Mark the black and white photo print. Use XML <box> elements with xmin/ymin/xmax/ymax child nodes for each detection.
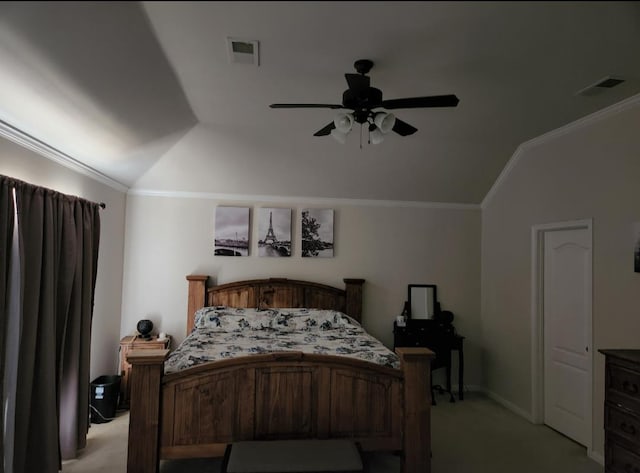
<box><xmin>214</xmin><ymin>206</ymin><xmax>250</xmax><ymax>256</ymax></box>
<box><xmin>301</xmin><ymin>209</ymin><xmax>334</xmax><ymax>257</ymax></box>
<box><xmin>258</xmin><ymin>208</ymin><xmax>291</xmax><ymax>257</ymax></box>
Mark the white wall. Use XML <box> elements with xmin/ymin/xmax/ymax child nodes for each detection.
<box><xmin>481</xmin><ymin>97</ymin><xmax>640</xmax><ymax>458</ymax></box>
<box><xmin>0</xmin><ymin>136</ymin><xmax>127</xmax><ymax>381</ymax></box>
<box><xmin>121</xmin><ymin>194</ymin><xmax>482</xmax><ymax>388</ymax></box>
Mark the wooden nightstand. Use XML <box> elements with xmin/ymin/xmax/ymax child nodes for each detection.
<box><xmin>119</xmin><ymin>335</ymin><xmax>171</xmax><ymax>408</ymax></box>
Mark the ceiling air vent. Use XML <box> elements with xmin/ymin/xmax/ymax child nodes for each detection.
<box><xmin>226</xmin><ymin>38</ymin><xmax>259</xmax><ymax>66</ymax></box>
<box><xmin>576</xmin><ymin>75</ymin><xmax>625</xmax><ymax>97</ymax></box>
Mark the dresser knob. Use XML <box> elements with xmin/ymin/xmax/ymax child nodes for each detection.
<box><xmin>623</xmin><ymin>381</ymin><xmax>639</xmax><ymax>395</ymax></box>
<box><xmin>621</xmin><ymin>422</ymin><xmax>637</xmax><ymax>436</ymax></box>
<box><xmin>624</xmin><ymin>463</ymin><xmax>640</xmax><ymax>473</ymax></box>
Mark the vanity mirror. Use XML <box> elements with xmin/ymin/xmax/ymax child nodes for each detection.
<box><xmin>408</xmin><ymin>284</ymin><xmax>438</xmax><ymax>319</ymax></box>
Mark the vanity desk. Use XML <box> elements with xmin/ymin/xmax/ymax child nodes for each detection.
<box><xmin>395</xmin><ymin>284</ymin><xmax>464</xmax><ymax>404</ymax></box>
<box><xmin>394</xmin><ymin>319</ymin><xmax>464</xmax><ymax>403</ymax></box>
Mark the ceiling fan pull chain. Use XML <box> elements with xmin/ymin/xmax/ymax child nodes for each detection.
<box><xmin>360</xmin><ymin>123</ymin><xmax>364</xmax><ymax>149</ymax></box>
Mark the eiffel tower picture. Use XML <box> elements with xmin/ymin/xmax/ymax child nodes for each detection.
<box><xmin>258</xmin><ymin>208</ymin><xmax>292</xmax><ymax>257</ymax></box>
<box><xmin>264</xmin><ymin>211</ymin><xmax>277</xmax><ymax>244</ymax></box>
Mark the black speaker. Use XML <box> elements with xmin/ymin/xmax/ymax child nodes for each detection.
<box><xmin>136</xmin><ymin>319</ymin><xmax>153</xmax><ymax>340</ymax></box>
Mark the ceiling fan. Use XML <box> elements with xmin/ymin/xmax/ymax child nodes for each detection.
<box><xmin>269</xmin><ymin>59</ymin><xmax>459</xmax><ymax>144</ymax></box>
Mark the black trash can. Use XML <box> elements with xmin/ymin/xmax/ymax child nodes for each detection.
<box><xmin>90</xmin><ymin>375</ymin><xmax>121</xmax><ymax>424</ymax></box>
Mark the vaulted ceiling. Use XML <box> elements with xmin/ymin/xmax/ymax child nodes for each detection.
<box><xmin>1</xmin><ymin>2</ymin><xmax>639</xmax><ymax>204</ymax></box>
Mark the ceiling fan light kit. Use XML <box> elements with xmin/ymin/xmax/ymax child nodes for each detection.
<box><xmin>330</xmin><ymin>110</ymin><xmax>393</xmax><ymax>145</ymax></box>
<box><xmin>270</xmin><ymin>59</ymin><xmax>459</xmax><ymax>146</ymax></box>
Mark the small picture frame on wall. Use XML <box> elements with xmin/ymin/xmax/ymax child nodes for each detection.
<box><xmin>214</xmin><ymin>206</ymin><xmax>250</xmax><ymax>256</ymax></box>
<box><xmin>258</xmin><ymin>208</ymin><xmax>292</xmax><ymax>257</ymax></box>
<box><xmin>301</xmin><ymin>209</ymin><xmax>334</xmax><ymax>257</ymax></box>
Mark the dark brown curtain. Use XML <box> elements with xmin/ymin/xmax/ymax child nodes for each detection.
<box><xmin>0</xmin><ymin>175</ymin><xmax>100</xmax><ymax>472</ymax></box>
<box><xmin>0</xmin><ymin>177</ymin><xmax>16</xmax><ymax>473</ymax></box>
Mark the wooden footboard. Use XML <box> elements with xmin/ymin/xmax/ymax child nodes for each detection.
<box><xmin>126</xmin><ymin>348</ymin><xmax>432</xmax><ymax>473</ymax></box>
<box><xmin>162</xmin><ymin>353</ymin><xmax>403</xmax><ymax>456</ymax></box>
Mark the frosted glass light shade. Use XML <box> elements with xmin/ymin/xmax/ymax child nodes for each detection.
<box><xmin>333</xmin><ymin>113</ymin><xmax>354</xmax><ymax>133</ymax></box>
<box><xmin>374</xmin><ymin>112</ymin><xmax>396</xmax><ymax>134</ymax></box>
<box><xmin>330</xmin><ymin>129</ymin><xmax>348</xmax><ymax>144</ymax></box>
<box><xmin>369</xmin><ymin>127</ymin><xmax>384</xmax><ymax>145</ymax></box>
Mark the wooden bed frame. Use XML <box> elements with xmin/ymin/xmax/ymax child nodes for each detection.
<box><xmin>126</xmin><ymin>275</ymin><xmax>433</xmax><ymax>473</ymax></box>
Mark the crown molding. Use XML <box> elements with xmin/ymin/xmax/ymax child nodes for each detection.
<box><xmin>128</xmin><ymin>188</ymin><xmax>480</xmax><ymax>210</ymax></box>
<box><xmin>481</xmin><ymin>92</ymin><xmax>640</xmax><ymax>209</ymax></box>
<box><xmin>0</xmin><ymin>120</ymin><xmax>128</xmax><ymax>193</ymax></box>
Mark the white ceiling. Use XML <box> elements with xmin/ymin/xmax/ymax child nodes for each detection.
<box><xmin>1</xmin><ymin>1</ymin><xmax>639</xmax><ymax>204</ymax></box>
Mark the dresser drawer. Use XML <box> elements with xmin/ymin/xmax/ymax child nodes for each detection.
<box><xmin>607</xmin><ymin>405</ymin><xmax>640</xmax><ymax>448</ymax></box>
<box><xmin>393</xmin><ymin>326</ymin><xmax>426</xmax><ymax>348</ymax></box>
<box><xmin>608</xmin><ymin>364</ymin><xmax>640</xmax><ymax>411</ymax></box>
<box><xmin>606</xmin><ymin>438</ymin><xmax>640</xmax><ymax>473</ymax></box>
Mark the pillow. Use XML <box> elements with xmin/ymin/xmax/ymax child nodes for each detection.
<box><xmin>193</xmin><ymin>307</ymin><xmax>361</xmax><ymax>332</ymax></box>
<box><xmin>193</xmin><ymin>307</ymin><xmax>277</xmax><ymax>331</ymax></box>
<box><xmin>271</xmin><ymin>309</ymin><xmax>359</xmax><ymax>332</ymax></box>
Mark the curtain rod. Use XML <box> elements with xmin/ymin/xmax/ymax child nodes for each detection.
<box><xmin>2</xmin><ymin>174</ymin><xmax>107</xmax><ymax>210</ymax></box>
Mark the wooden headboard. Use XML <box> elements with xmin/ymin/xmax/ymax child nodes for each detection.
<box><xmin>186</xmin><ymin>275</ymin><xmax>365</xmax><ymax>335</ymax></box>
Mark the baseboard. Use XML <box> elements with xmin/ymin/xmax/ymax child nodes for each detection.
<box><xmin>588</xmin><ymin>449</ymin><xmax>604</xmax><ymax>466</ymax></box>
<box><xmin>474</xmin><ymin>386</ymin><xmax>535</xmax><ymax>423</ymax></box>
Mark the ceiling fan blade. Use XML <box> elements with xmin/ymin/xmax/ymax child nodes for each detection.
<box><xmin>270</xmin><ymin>103</ymin><xmax>343</xmax><ymax>109</ymax></box>
<box><xmin>313</xmin><ymin>122</ymin><xmax>336</xmax><ymax>136</ymax></box>
<box><xmin>392</xmin><ymin>118</ymin><xmax>418</xmax><ymax>136</ymax></box>
<box><xmin>382</xmin><ymin>94</ymin><xmax>459</xmax><ymax>110</ymax></box>
<box><xmin>345</xmin><ymin>73</ymin><xmax>370</xmax><ymax>92</ymax></box>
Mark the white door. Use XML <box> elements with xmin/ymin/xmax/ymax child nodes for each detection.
<box><xmin>543</xmin><ymin>227</ymin><xmax>591</xmax><ymax>446</ymax></box>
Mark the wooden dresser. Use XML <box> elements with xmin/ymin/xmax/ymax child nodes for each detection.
<box><xmin>600</xmin><ymin>349</ymin><xmax>640</xmax><ymax>473</ymax></box>
<box><xmin>119</xmin><ymin>335</ymin><xmax>171</xmax><ymax>408</ymax></box>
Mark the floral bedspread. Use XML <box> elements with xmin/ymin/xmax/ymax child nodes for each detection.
<box><xmin>164</xmin><ymin>307</ymin><xmax>400</xmax><ymax>374</ymax></box>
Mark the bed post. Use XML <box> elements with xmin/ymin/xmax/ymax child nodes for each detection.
<box><xmin>186</xmin><ymin>274</ymin><xmax>209</xmax><ymax>335</ymax></box>
<box><xmin>126</xmin><ymin>349</ymin><xmax>169</xmax><ymax>473</ymax></box>
<box><xmin>343</xmin><ymin>278</ymin><xmax>364</xmax><ymax>322</ymax></box>
<box><xmin>396</xmin><ymin>347</ymin><xmax>434</xmax><ymax>473</ymax></box>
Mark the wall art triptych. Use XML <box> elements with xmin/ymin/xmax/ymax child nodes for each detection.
<box><xmin>214</xmin><ymin>206</ymin><xmax>334</xmax><ymax>258</ymax></box>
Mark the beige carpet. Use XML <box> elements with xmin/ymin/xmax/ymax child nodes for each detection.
<box><xmin>62</xmin><ymin>392</ymin><xmax>603</xmax><ymax>473</ymax></box>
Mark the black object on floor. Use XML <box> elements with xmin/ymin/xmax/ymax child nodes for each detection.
<box><xmin>90</xmin><ymin>375</ymin><xmax>121</xmax><ymax>423</ymax></box>
<box><xmin>222</xmin><ymin>439</ymin><xmax>364</xmax><ymax>473</ymax></box>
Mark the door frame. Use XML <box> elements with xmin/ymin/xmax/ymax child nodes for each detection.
<box><xmin>531</xmin><ymin>218</ymin><xmax>593</xmax><ymax>452</ymax></box>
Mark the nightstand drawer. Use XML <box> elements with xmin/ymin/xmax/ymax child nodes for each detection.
<box><xmin>607</xmin><ymin>405</ymin><xmax>640</xmax><ymax>448</ymax></box>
